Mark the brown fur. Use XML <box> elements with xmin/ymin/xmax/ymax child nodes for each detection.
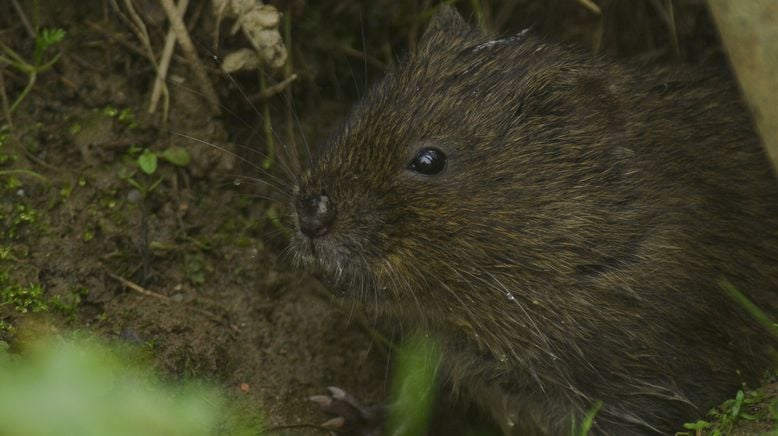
<box><xmin>290</xmin><ymin>6</ymin><xmax>777</xmax><ymax>435</ymax></box>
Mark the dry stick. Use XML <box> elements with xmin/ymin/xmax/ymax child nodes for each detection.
<box><xmin>263</xmin><ymin>423</ymin><xmax>333</xmax><ymax>434</ymax></box>
<box><xmin>249</xmin><ymin>73</ymin><xmax>297</xmax><ymax>102</ymax></box>
<box><xmin>334</xmin><ymin>45</ymin><xmax>388</xmax><ymax>72</ymax></box>
<box><xmin>2</xmin><ymin>66</ymin><xmax>62</xmax><ymax>171</ymax></box>
<box><xmin>576</xmin><ymin>0</ymin><xmax>602</xmax><ymax>15</ymax></box>
<box><xmin>576</xmin><ymin>0</ymin><xmax>604</xmax><ymax>54</ymax></box>
<box><xmin>647</xmin><ymin>0</ymin><xmax>679</xmax><ymax>58</ymax></box>
<box><xmin>111</xmin><ymin>0</ymin><xmax>165</xmax><ymax>113</ymax></box>
<box><xmin>158</xmin><ymin>0</ymin><xmax>221</xmax><ymax>115</ymax></box>
<box><xmin>85</xmin><ymin>21</ymin><xmax>148</xmax><ymax>59</ymax></box>
<box><xmin>493</xmin><ymin>0</ymin><xmax>519</xmax><ymax>33</ymax></box>
<box><xmin>211</xmin><ymin>0</ymin><xmax>228</xmax><ymax>53</ymax></box>
<box><xmin>663</xmin><ymin>0</ymin><xmax>680</xmax><ymax>59</ymax></box>
<box><xmin>0</xmin><ymin>67</ymin><xmax>13</xmax><ymax>129</ymax></box>
<box><xmin>105</xmin><ymin>270</ymin><xmax>240</xmax><ymax>333</ymax></box>
<box><xmin>259</xmin><ymin>69</ymin><xmax>274</xmax><ymax>169</ymax></box>
<box><xmin>10</xmin><ymin>0</ymin><xmax>35</xmax><ymax>40</ymax></box>
<box><xmin>119</xmin><ymin>0</ymin><xmax>156</xmax><ymax>66</ymax></box>
<box><xmin>149</xmin><ymin>0</ymin><xmax>190</xmax><ymax>116</ymax></box>
<box><xmin>282</xmin><ymin>9</ymin><xmax>300</xmax><ymax>175</ymax></box>
<box><xmin>106</xmin><ymin>271</ymin><xmax>172</xmax><ymax>301</ymax></box>
<box><xmin>708</xmin><ymin>0</ymin><xmax>778</xmax><ymax>172</ymax></box>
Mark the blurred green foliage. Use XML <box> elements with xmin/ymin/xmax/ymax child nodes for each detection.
<box><xmin>386</xmin><ymin>333</ymin><xmax>440</xmax><ymax>435</ymax></box>
<box><xmin>0</xmin><ymin>335</ymin><xmax>263</xmax><ymax>436</ymax></box>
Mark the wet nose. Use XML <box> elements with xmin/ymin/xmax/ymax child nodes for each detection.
<box><xmin>296</xmin><ymin>193</ymin><xmax>337</xmax><ymax>238</ymax></box>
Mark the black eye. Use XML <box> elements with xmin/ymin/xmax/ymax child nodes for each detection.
<box><xmin>408</xmin><ymin>148</ymin><xmax>446</xmax><ymax>175</ymax></box>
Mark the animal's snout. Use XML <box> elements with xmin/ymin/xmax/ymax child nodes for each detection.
<box><xmin>296</xmin><ymin>193</ymin><xmax>337</xmax><ymax>238</ymax></box>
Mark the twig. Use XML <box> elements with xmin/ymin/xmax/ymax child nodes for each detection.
<box><xmin>576</xmin><ymin>0</ymin><xmax>604</xmax><ymax>54</ymax></box>
<box><xmin>248</xmin><ymin>73</ymin><xmax>297</xmax><ymax>102</ymax></box>
<box><xmin>105</xmin><ymin>269</ymin><xmax>240</xmax><ymax>333</ymax></box>
<box><xmin>0</xmin><ymin>169</ymin><xmax>51</xmax><ymax>184</ymax></box>
<box><xmin>106</xmin><ymin>271</ymin><xmax>172</xmax><ymax>301</ymax></box>
<box><xmin>10</xmin><ymin>0</ymin><xmax>36</xmax><ymax>40</ymax></box>
<box><xmin>469</xmin><ymin>0</ymin><xmax>487</xmax><ymax>33</ymax></box>
<box><xmin>282</xmin><ymin>9</ymin><xmax>296</xmax><ymax>170</ymax></box>
<box><xmin>0</xmin><ymin>67</ymin><xmax>13</xmax><ymax>129</ymax></box>
<box><xmin>117</xmin><ymin>0</ymin><xmax>157</xmax><ymax>66</ymax></box>
<box><xmin>110</xmin><ymin>0</ymin><xmax>167</xmax><ymax>119</ymax></box>
<box><xmin>158</xmin><ymin>0</ymin><xmax>221</xmax><ymax>115</ymax></box>
<box><xmin>662</xmin><ymin>0</ymin><xmax>680</xmax><ymax>59</ymax></box>
<box><xmin>149</xmin><ymin>0</ymin><xmax>189</xmax><ymax>116</ymax></box>
<box><xmin>22</xmin><ymin>148</ymin><xmax>64</xmax><ymax>173</ymax></box>
<box><xmin>263</xmin><ymin>423</ymin><xmax>333</xmax><ymax>434</ymax></box>
<box><xmin>85</xmin><ymin>21</ymin><xmax>150</xmax><ymax>60</ymax></box>
<box><xmin>259</xmin><ymin>69</ymin><xmax>274</xmax><ymax>170</ymax></box>
<box><xmin>493</xmin><ymin>0</ymin><xmax>519</xmax><ymax>33</ymax></box>
<box><xmin>576</xmin><ymin>0</ymin><xmax>602</xmax><ymax>15</ymax></box>
<box><xmin>334</xmin><ymin>44</ymin><xmax>388</xmax><ymax>72</ymax></box>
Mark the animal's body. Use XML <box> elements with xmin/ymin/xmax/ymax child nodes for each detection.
<box><xmin>290</xmin><ymin>6</ymin><xmax>777</xmax><ymax>434</ymax></box>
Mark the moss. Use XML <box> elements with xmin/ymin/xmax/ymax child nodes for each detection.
<box><xmin>48</xmin><ymin>287</ymin><xmax>89</xmax><ymax>322</ymax></box>
<box><xmin>0</xmin><ymin>272</ymin><xmax>48</xmax><ymax>314</ymax></box>
<box><xmin>0</xmin><ymin>272</ymin><xmax>88</xmax><ymax>321</ymax></box>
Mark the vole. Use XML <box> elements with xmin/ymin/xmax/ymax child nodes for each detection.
<box><xmin>290</xmin><ymin>6</ymin><xmax>777</xmax><ymax>435</ymax></box>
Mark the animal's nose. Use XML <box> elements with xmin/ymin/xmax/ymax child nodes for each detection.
<box><xmin>296</xmin><ymin>193</ymin><xmax>337</xmax><ymax>238</ymax></box>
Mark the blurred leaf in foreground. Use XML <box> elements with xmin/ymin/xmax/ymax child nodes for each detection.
<box><xmin>0</xmin><ymin>335</ymin><xmax>262</xmax><ymax>436</ymax></box>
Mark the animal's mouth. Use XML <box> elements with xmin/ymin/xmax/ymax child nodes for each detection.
<box><xmin>290</xmin><ymin>231</ymin><xmax>389</xmax><ymax>303</ymax></box>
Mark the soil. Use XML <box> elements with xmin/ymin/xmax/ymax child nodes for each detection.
<box><xmin>0</xmin><ymin>2</ymin><xmax>389</xmax><ymax>433</ymax></box>
<box><xmin>0</xmin><ymin>1</ymin><xmax>773</xmax><ymax>435</ymax></box>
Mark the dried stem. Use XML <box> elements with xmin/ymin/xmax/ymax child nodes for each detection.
<box><xmin>10</xmin><ymin>0</ymin><xmax>36</xmax><ymax>39</ymax></box>
<box><xmin>149</xmin><ymin>0</ymin><xmax>190</xmax><ymax>117</ymax></box>
<box><xmin>158</xmin><ymin>0</ymin><xmax>221</xmax><ymax>115</ymax></box>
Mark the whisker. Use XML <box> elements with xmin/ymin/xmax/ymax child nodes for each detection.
<box><xmin>358</xmin><ymin>4</ymin><xmax>368</xmax><ymax>94</ymax></box>
<box><xmin>243</xmin><ymin>194</ymin><xmax>288</xmax><ymax>204</ymax></box>
<box><xmin>226</xmin><ymin>173</ymin><xmax>292</xmax><ymax>198</ymax></box>
<box><xmin>165</xmin><ymin>49</ymin><xmax>304</xmax><ymax>182</ymax></box>
<box><xmin>208</xmin><ymin>55</ymin><xmax>304</xmax><ymax>181</ymax></box>
<box><xmin>252</xmin><ymin>62</ymin><xmax>313</xmax><ymax>172</ymax></box>
<box><xmin>164</xmin><ymin>128</ymin><xmax>293</xmax><ymax>190</ymax></box>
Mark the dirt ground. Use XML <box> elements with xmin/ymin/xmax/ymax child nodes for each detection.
<box><xmin>0</xmin><ymin>1</ymin><xmax>393</xmax><ymax>433</ymax></box>
<box><xmin>0</xmin><ymin>1</ymin><xmax>774</xmax><ymax>435</ymax></box>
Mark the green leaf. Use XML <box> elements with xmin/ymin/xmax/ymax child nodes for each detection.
<box><xmin>682</xmin><ymin>420</ymin><xmax>712</xmax><ymax>430</ymax></box>
<box><xmin>578</xmin><ymin>401</ymin><xmax>603</xmax><ymax>436</ymax></box>
<box><xmin>731</xmin><ymin>390</ymin><xmax>744</xmax><ymax>418</ymax></box>
<box><xmin>138</xmin><ymin>150</ymin><xmax>158</xmax><ymax>175</ymax></box>
<box><xmin>161</xmin><ymin>147</ymin><xmax>190</xmax><ymax>167</ymax></box>
<box><xmin>40</xmin><ymin>28</ymin><xmax>66</xmax><ymax>49</ymax></box>
<box><xmin>738</xmin><ymin>412</ymin><xmax>757</xmax><ymax>420</ymax></box>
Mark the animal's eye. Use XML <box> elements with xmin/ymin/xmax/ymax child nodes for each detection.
<box><xmin>408</xmin><ymin>148</ymin><xmax>446</xmax><ymax>175</ymax></box>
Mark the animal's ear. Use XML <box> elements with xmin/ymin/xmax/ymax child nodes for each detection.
<box><xmin>417</xmin><ymin>5</ymin><xmax>472</xmax><ymax>53</ymax></box>
<box><xmin>519</xmin><ymin>65</ymin><xmax>622</xmax><ymax>122</ymax></box>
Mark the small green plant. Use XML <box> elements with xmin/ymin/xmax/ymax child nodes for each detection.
<box><xmin>0</xmin><ymin>201</ymin><xmax>39</xmax><ymax>240</ymax></box>
<box><xmin>49</xmin><ymin>287</ymin><xmax>89</xmax><ymax>322</ymax></box>
<box><xmin>0</xmin><ymin>272</ymin><xmax>47</xmax><ymax>314</ymax></box>
<box><xmin>184</xmin><ymin>253</ymin><xmax>206</xmax><ymax>285</ymax></box>
<box><xmin>0</xmin><ymin>28</ymin><xmax>65</xmax><ymax>118</ymax></box>
<box><xmin>0</xmin><ymin>126</ymin><xmax>13</xmax><ymax>164</ymax></box>
<box><xmin>102</xmin><ymin>105</ymin><xmax>138</xmax><ymax>129</ymax></box>
<box><xmin>571</xmin><ymin>401</ymin><xmax>603</xmax><ymax>436</ymax></box>
<box><xmin>679</xmin><ymin>386</ymin><xmax>778</xmax><ymax>436</ymax></box>
<box><xmin>0</xmin><ymin>272</ymin><xmax>87</xmax><ymax>321</ymax></box>
<box><xmin>0</xmin><ymin>128</ymin><xmax>50</xmax><ymax>185</ymax></box>
<box><xmin>124</xmin><ymin>146</ymin><xmax>190</xmax><ymax>197</ymax></box>
<box><xmin>0</xmin><ymin>320</ymin><xmax>13</xmax><ymax>335</ymax></box>
<box><xmin>121</xmin><ymin>144</ymin><xmax>191</xmax><ymax>282</ymax></box>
